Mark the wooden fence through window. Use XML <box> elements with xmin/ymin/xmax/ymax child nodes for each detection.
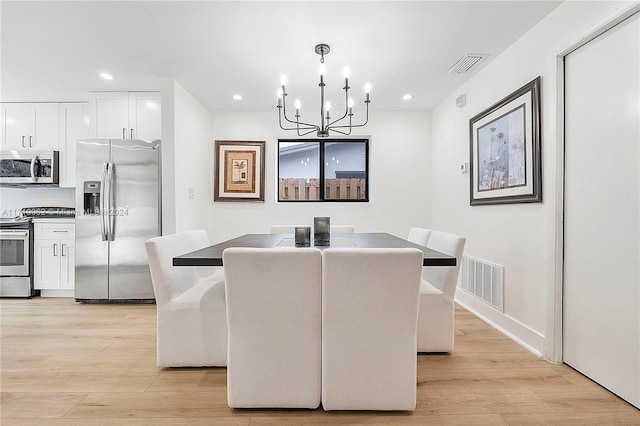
<box><xmin>279</xmin><ymin>178</ymin><xmax>367</xmax><ymax>200</ymax></box>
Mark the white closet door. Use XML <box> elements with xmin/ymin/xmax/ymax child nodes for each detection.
<box><xmin>564</xmin><ymin>12</ymin><xmax>639</xmax><ymax>408</ymax></box>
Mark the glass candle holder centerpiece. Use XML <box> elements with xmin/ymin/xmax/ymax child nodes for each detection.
<box><xmin>294</xmin><ymin>226</ymin><xmax>311</xmax><ymax>247</ymax></box>
<box><xmin>314</xmin><ymin>217</ymin><xmax>330</xmax><ymax>246</ymax></box>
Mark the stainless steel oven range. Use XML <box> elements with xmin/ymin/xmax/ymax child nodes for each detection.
<box><xmin>0</xmin><ymin>217</ymin><xmax>34</xmax><ymax>297</ymax></box>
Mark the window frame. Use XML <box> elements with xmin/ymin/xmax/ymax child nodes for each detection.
<box><xmin>277</xmin><ymin>138</ymin><xmax>370</xmax><ymax>202</ymax></box>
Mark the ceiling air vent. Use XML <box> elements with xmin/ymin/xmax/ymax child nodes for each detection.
<box><xmin>448</xmin><ymin>53</ymin><xmax>489</xmax><ymax>74</ymax></box>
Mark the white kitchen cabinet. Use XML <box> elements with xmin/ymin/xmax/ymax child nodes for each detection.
<box><xmin>33</xmin><ymin>222</ymin><xmax>75</xmax><ymax>292</ymax></box>
<box><xmin>59</xmin><ymin>103</ymin><xmax>89</xmax><ymax>187</ymax></box>
<box><xmin>1</xmin><ymin>103</ymin><xmax>59</xmax><ymax>150</ymax></box>
<box><xmin>89</xmin><ymin>92</ymin><xmax>161</xmax><ymax>140</ymax></box>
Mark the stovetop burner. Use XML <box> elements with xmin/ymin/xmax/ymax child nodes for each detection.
<box><xmin>0</xmin><ymin>216</ymin><xmax>31</xmax><ymax>229</ymax></box>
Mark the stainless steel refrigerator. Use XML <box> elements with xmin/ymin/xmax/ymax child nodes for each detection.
<box><xmin>75</xmin><ymin>139</ymin><xmax>161</xmax><ymax>301</ymax></box>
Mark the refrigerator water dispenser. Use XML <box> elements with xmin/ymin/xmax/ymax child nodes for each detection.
<box><xmin>83</xmin><ymin>181</ymin><xmax>101</xmax><ymax>214</ymax></box>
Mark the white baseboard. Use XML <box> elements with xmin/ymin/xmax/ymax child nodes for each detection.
<box><xmin>39</xmin><ymin>289</ymin><xmax>74</xmax><ymax>298</ymax></box>
<box><xmin>455</xmin><ymin>290</ymin><xmax>545</xmax><ymax>358</ymax></box>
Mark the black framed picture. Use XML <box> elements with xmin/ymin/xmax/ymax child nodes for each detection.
<box><xmin>469</xmin><ymin>77</ymin><xmax>542</xmax><ymax>205</ymax></box>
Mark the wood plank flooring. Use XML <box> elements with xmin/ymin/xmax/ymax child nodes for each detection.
<box><xmin>1</xmin><ymin>298</ymin><xmax>638</xmax><ymax>425</ymax></box>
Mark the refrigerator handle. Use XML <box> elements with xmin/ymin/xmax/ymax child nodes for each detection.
<box><xmin>107</xmin><ymin>162</ymin><xmax>116</xmax><ymax>241</ymax></box>
<box><xmin>100</xmin><ymin>163</ymin><xmax>109</xmax><ymax>241</ymax></box>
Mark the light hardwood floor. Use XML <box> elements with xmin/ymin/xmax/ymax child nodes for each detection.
<box><xmin>1</xmin><ymin>298</ymin><xmax>638</xmax><ymax>425</ymax></box>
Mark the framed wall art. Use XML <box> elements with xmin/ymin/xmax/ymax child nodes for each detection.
<box><xmin>214</xmin><ymin>140</ymin><xmax>265</xmax><ymax>202</ymax></box>
<box><xmin>469</xmin><ymin>77</ymin><xmax>542</xmax><ymax>206</ymax></box>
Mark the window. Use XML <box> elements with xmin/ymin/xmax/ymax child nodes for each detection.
<box><xmin>278</xmin><ymin>138</ymin><xmax>369</xmax><ymax>202</ymax></box>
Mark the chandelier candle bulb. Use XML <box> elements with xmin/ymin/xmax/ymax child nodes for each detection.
<box><xmin>343</xmin><ymin>66</ymin><xmax>350</xmax><ymax>87</ymax></box>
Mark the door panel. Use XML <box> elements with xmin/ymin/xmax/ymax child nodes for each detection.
<box><xmin>74</xmin><ymin>139</ymin><xmax>110</xmax><ymax>300</ymax></box>
<box><xmin>129</xmin><ymin>92</ymin><xmax>161</xmax><ymax>140</ymax></box>
<box><xmin>32</xmin><ymin>103</ymin><xmax>59</xmax><ymax>149</ymax></box>
<box><xmin>563</xmin><ymin>13</ymin><xmax>639</xmax><ymax>408</ymax></box>
<box><xmin>108</xmin><ymin>139</ymin><xmax>160</xmax><ymax>299</ymax></box>
<box><xmin>34</xmin><ymin>240</ymin><xmax>59</xmax><ymax>290</ymax></box>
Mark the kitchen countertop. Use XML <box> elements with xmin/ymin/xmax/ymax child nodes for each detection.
<box><xmin>31</xmin><ymin>218</ymin><xmax>75</xmax><ymax>224</ymax></box>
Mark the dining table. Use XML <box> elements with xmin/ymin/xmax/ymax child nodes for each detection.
<box><xmin>173</xmin><ymin>232</ymin><xmax>456</xmax><ymax>267</ymax></box>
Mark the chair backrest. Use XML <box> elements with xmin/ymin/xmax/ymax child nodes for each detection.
<box><xmin>223</xmin><ymin>247</ymin><xmax>322</xmax><ymax>408</ymax></box>
<box><xmin>270</xmin><ymin>225</ymin><xmax>296</xmax><ymax>234</ymax></box>
<box><xmin>321</xmin><ymin>248</ymin><xmax>423</xmax><ymax>410</ymax></box>
<box><xmin>145</xmin><ymin>230</ymin><xmax>211</xmax><ymax>304</ymax></box>
<box><xmin>424</xmin><ymin>231</ymin><xmax>466</xmax><ymax>300</ymax></box>
<box><xmin>407</xmin><ymin>227</ymin><xmax>432</xmax><ymax>246</ymax></box>
<box><xmin>330</xmin><ymin>225</ymin><xmax>355</xmax><ymax>234</ymax></box>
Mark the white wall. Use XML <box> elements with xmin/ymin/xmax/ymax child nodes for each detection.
<box><xmin>207</xmin><ymin>110</ymin><xmax>431</xmax><ymax>243</ymax></box>
<box><xmin>0</xmin><ymin>187</ymin><xmax>75</xmax><ymax>217</ymax></box>
<box><xmin>161</xmin><ymin>79</ymin><xmax>213</xmax><ymax>234</ymax></box>
<box><xmin>429</xmin><ymin>0</ymin><xmax>637</xmax><ymax>358</ymax></box>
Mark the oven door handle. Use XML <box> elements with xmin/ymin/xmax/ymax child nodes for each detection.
<box><xmin>100</xmin><ymin>163</ymin><xmax>108</xmax><ymax>241</ymax></box>
<box><xmin>0</xmin><ymin>230</ymin><xmax>29</xmax><ymax>237</ymax></box>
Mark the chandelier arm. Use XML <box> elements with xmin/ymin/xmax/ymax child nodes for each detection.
<box><xmin>296</xmin><ymin>127</ymin><xmax>318</xmax><ymax>137</ymax></box>
<box><xmin>296</xmin><ymin>119</ymin><xmax>319</xmax><ymax>136</ymax></box>
<box><xmin>281</xmin><ymin>96</ymin><xmax>320</xmax><ymax>130</ymax></box>
<box><xmin>326</xmin><ymin>127</ymin><xmax>352</xmax><ymax>136</ymax></box>
<box><xmin>330</xmin><ymin>101</ymin><xmax>370</xmax><ymax>129</ymax></box>
<box><xmin>278</xmin><ymin>108</ymin><xmax>317</xmax><ymax>131</ymax></box>
<box><xmin>326</xmin><ymin>84</ymin><xmax>350</xmax><ymax>127</ymax></box>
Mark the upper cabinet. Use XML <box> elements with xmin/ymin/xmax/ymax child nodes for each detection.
<box><xmin>59</xmin><ymin>103</ymin><xmax>89</xmax><ymax>188</ymax></box>
<box><xmin>89</xmin><ymin>92</ymin><xmax>161</xmax><ymax>140</ymax></box>
<box><xmin>1</xmin><ymin>103</ymin><xmax>60</xmax><ymax>151</ymax></box>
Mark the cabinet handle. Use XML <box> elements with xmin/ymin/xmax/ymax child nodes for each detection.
<box><xmin>29</xmin><ymin>135</ymin><xmax>33</xmax><ymax>147</ymax></box>
<box><xmin>62</xmin><ymin>244</ymin><xmax>66</xmax><ymax>257</ymax></box>
<box><xmin>122</xmin><ymin>128</ymin><xmax>126</xmax><ymax>139</ymax></box>
<box><xmin>130</xmin><ymin>128</ymin><xmax>134</xmax><ymax>139</ymax></box>
<box><xmin>21</xmin><ymin>136</ymin><xmax>26</xmax><ymax>147</ymax></box>
<box><xmin>53</xmin><ymin>243</ymin><xmax>58</xmax><ymax>257</ymax></box>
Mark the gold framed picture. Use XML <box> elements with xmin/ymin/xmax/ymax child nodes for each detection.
<box><xmin>214</xmin><ymin>140</ymin><xmax>265</xmax><ymax>202</ymax></box>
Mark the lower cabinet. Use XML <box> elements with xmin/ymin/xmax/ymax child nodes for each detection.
<box><xmin>33</xmin><ymin>222</ymin><xmax>75</xmax><ymax>291</ymax></box>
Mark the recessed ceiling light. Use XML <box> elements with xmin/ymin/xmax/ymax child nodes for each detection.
<box><xmin>233</xmin><ymin>94</ymin><xmax>242</xmax><ymax>101</ymax></box>
<box><xmin>403</xmin><ymin>94</ymin><xmax>413</xmax><ymax>101</ymax></box>
<box><xmin>100</xmin><ymin>72</ymin><xmax>114</xmax><ymax>80</ymax></box>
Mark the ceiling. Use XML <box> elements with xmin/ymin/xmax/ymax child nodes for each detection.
<box><xmin>1</xmin><ymin>1</ymin><xmax>562</xmax><ymax>112</ymax></box>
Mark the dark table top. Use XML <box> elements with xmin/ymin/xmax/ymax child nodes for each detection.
<box><xmin>173</xmin><ymin>232</ymin><xmax>456</xmax><ymax>267</ymax></box>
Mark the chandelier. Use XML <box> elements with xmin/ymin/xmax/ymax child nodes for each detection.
<box><xmin>277</xmin><ymin>43</ymin><xmax>371</xmax><ymax>137</ymax></box>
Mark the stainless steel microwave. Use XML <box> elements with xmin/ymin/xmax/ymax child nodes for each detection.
<box><xmin>0</xmin><ymin>151</ymin><xmax>59</xmax><ymax>186</ymax></box>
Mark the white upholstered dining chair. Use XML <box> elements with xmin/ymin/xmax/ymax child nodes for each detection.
<box><xmin>330</xmin><ymin>225</ymin><xmax>355</xmax><ymax>233</ymax></box>
<box><xmin>407</xmin><ymin>227</ymin><xmax>432</xmax><ymax>246</ymax></box>
<box><xmin>223</xmin><ymin>247</ymin><xmax>322</xmax><ymax>408</ymax></box>
<box><xmin>145</xmin><ymin>230</ymin><xmax>227</xmax><ymax>367</ymax></box>
<box><xmin>271</xmin><ymin>224</ymin><xmax>355</xmax><ymax>234</ymax></box>
<box><xmin>269</xmin><ymin>225</ymin><xmax>297</xmax><ymax>233</ymax></box>
<box><xmin>321</xmin><ymin>248</ymin><xmax>423</xmax><ymax>411</ymax></box>
<box><xmin>416</xmin><ymin>230</ymin><xmax>466</xmax><ymax>353</ymax></box>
